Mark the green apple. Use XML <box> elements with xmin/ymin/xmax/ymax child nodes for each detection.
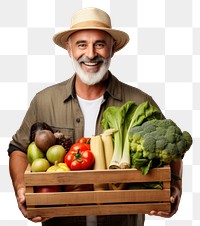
<box><xmin>31</xmin><ymin>158</ymin><xmax>50</xmax><ymax>172</ymax></box>
<box><xmin>46</xmin><ymin>145</ymin><xmax>66</xmax><ymax>164</ymax></box>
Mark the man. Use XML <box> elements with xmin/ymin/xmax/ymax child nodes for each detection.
<box><xmin>8</xmin><ymin>7</ymin><xmax>182</xmax><ymax>226</ymax></box>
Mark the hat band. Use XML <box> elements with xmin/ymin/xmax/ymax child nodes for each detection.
<box><xmin>71</xmin><ymin>20</ymin><xmax>111</xmax><ymax>29</ymax></box>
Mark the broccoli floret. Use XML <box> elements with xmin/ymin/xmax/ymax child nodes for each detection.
<box><xmin>165</xmin><ymin>126</ymin><xmax>177</xmax><ymax>143</ymax></box>
<box><xmin>141</xmin><ymin>120</ymin><xmax>153</xmax><ymax>128</ymax></box>
<box><xmin>176</xmin><ymin>137</ymin><xmax>187</xmax><ymax>154</ymax></box>
<box><xmin>157</xmin><ymin>119</ymin><xmax>176</xmax><ymax>128</ymax></box>
<box><xmin>129</xmin><ymin>142</ymin><xmax>138</xmax><ymax>152</ymax></box>
<box><xmin>130</xmin><ymin>132</ymin><xmax>142</xmax><ymax>143</ymax></box>
<box><xmin>136</xmin><ymin>144</ymin><xmax>143</xmax><ymax>152</ymax></box>
<box><xmin>155</xmin><ymin>127</ymin><xmax>166</xmax><ymax>136</ymax></box>
<box><xmin>161</xmin><ymin>143</ymin><xmax>178</xmax><ymax>163</ymax></box>
<box><xmin>129</xmin><ymin>126</ymin><xmax>143</xmax><ymax>135</ymax></box>
<box><xmin>156</xmin><ymin>137</ymin><xmax>168</xmax><ymax>150</ymax></box>
<box><xmin>142</xmin><ymin>134</ymin><xmax>156</xmax><ymax>153</ymax></box>
<box><xmin>142</xmin><ymin>121</ymin><xmax>157</xmax><ymax>133</ymax></box>
<box><xmin>165</xmin><ymin>143</ymin><xmax>177</xmax><ymax>153</ymax></box>
<box><xmin>175</xmin><ymin>134</ymin><xmax>182</xmax><ymax>142</ymax></box>
<box><xmin>182</xmin><ymin>131</ymin><xmax>193</xmax><ymax>149</ymax></box>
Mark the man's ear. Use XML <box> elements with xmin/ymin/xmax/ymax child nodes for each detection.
<box><xmin>111</xmin><ymin>40</ymin><xmax>117</xmax><ymax>57</ymax></box>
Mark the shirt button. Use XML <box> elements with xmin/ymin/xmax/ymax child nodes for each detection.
<box><xmin>76</xmin><ymin>118</ymin><xmax>80</xmax><ymax>123</ymax></box>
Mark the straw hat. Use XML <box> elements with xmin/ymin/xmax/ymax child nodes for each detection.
<box><xmin>53</xmin><ymin>7</ymin><xmax>129</xmax><ymax>52</ymax></box>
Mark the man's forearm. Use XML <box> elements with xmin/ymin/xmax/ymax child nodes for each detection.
<box><xmin>170</xmin><ymin>159</ymin><xmax>183</xmax><ymax>190</ymax></box>
<box><xmin>9</xmin><ymin>151</ymin><xmax>28</xmax><ymax>194</ymax></box>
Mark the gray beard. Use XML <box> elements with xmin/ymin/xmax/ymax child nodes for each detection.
<box><xmin>71</xmin><ymin>55</ymin><xmax>111</xmax><ymax>86</ymax></box>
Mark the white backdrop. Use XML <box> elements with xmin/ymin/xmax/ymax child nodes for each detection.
<box><xmin>0</xmin><ymin>0</ymin><xmax>199</xmax><ymax>226</ymax></box>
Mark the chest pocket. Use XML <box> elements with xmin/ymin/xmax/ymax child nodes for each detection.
<box><xmin>51</xmin><ymin>126</ymin><xmax>75</xmax><ymax>144</ymax></box>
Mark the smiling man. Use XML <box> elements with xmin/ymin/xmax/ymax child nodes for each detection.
<box><xmin>67</xmin><ymin>30</ymin><xmax>115</xmax><ymax>99</ymax></box>
<box><xmin>8</xmin><ymin>7</ymin><xmax>183</xmax><ymax>226</ymax></box>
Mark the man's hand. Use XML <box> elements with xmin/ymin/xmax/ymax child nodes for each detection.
<box><xmin>16</xmin><ymin>187</ymin><xmax>27</xmax><ymax>218</ymax></box>
<box><xmin>149</xmin><ymin>185</ymin><xmax>182</xmax><ymax>218</ymax></box>
<box><xmin>9</xmin><ymin>151</ymin><xmax>50</xmax><ymax>222</ymax></box>
<box><xmin>16</xmin><ymin>187</ymin><xmax>47</xmax><ymax>222</ymax></box>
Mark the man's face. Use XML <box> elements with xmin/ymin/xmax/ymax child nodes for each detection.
<box><xmin>66</xmin><ymin>30</ymin><xmax>115</xmax><ymax>85</ymax></box>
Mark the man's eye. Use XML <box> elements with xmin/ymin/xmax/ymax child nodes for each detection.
<box><xmin>78</xmin><ymin>44</ymin><xmax>87</xmax><ymax>48</ymax></box>
<box><xmin>95</xmin><ymin>43</ymin><xmax>105</xmax><ymax>49</ymax></box>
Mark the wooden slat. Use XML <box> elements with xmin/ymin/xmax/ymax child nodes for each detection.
<box><xmin>163</xmin><ymin>181</ymin><xmax>171</xmax><ymax>189</ymax></box>
<box><xmin>24</xmin><ymin>165</ymin><xmax>171</xmax><ymax>186</ymax></box>
<box><xmin>26</xmin><ymin>189</ymin><xmax>170</xmax><ymax>205</ymax></box>
<box><xmin>26</xmin><ymin>203</ymin><xmax>171</xmax><ymax>218</ymax></box>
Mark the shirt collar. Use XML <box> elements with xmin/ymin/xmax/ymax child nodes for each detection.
<box><xmin>104</xmin><ymin>71</ymin><xmax>122</xmax><ymax>101</ymax></box>
<box><xmin>63</xmin><ymin>71</ymin><xmax>122</xmax><ymax>102</ymax></box>
<box><xmin>63</xmin><ymin>74</ymin><xmax>76</xmax><ymax>102</ymax></box>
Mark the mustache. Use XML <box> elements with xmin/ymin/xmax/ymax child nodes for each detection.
<box><xmin>78</xmin><ymin>56</ymin><xmax>104</xmax><ymax>64</ymax></box>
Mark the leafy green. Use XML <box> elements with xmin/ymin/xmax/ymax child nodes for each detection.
<box><xmin>101</xmin><ymin>101</ymin><xmax>162</xmax><ymax>169</ymax></box>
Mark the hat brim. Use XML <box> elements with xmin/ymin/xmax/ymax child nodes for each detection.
<box><xmin>53</xmin><ymin>27</ymin><xmax>129</xmax><ymax>52</ymax></box>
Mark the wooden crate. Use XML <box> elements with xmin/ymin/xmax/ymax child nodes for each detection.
<box><xmin>24</xmin><ymin>165</ymin><xmax>171</xmax><ymax>218</ymax></box>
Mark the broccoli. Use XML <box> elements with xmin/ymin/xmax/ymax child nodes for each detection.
<box><xmin>129</xmin><ymin>119</ymin><xmax>193</xmax><ymax>175</ymax></box>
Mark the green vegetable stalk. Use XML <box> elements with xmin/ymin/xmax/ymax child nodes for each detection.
<box><xmin>101</xmin><ymin>101</ymin><xmax>161</xmax><ymax>169</ymax></box>
<box><xmin>101</xmin><ymin>102</ymin><xmax>135</xmax><ymax>168</ymax></box>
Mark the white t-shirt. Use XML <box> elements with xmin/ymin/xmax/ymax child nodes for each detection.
<box><xmin>77</xmin><ymin>95</ymin><xmax>103</xmax><ymax>226</ymax></box>
<box><xmin>77</xmin><ymin>95</ymin><xmax>103</xmax><ymax>137</ymax></box>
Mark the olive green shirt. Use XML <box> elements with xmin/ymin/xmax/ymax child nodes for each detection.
<box><xmin>8</xmin><ymin>72</ymin><xmax>161</xmax><ymax>154</ymax></box>
<box><xmin>8</xmin><ymin>72</ymin><xmax>162</xmax><ymax>226</ymax></box>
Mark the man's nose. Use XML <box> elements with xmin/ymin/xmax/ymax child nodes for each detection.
<box><xmin>85</xmin><ymin>45</ymin><xmax>98</xmax><ymax>59</ymax></box>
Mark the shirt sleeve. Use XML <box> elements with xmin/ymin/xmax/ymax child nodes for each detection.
<box><xmin>7</xmin><ymin>143</ymin><xmax>26</xmax><ymax>156</ymax></box>
<box><xmin>8</xmin><ymin>96</ymin><xmax>38</xmax><ymax>155</ymax></box>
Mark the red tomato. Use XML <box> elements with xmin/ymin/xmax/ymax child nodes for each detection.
<box><xmin>64</xmin><ymin>144</ymin><xmax>94</xmax><ymax>170</ymax></box>
<box><xmin>69</xmin><ymin>142</ymin><xmax>89</xmax><ymax>152</ymax></box>
<box><xmin>77</xmin><ymin>137</ymin><xmax>91</xmax><ymax>144</ymax></box>
<box><xmin>77</xmin><ymin>137</ymin><xmax>91</xmax><ymax>149</ymax></box>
